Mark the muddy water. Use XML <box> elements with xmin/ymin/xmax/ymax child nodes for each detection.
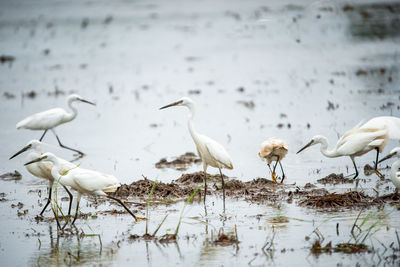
<box><xmin>0</xmin><ymin>0</ymin><xmax>399</xmax><ymax>266</ymax></box>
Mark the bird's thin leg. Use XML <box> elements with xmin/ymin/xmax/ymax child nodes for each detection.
<box><xmin>40</xmin><ymin>182</ymin><xmax>53</xmax><ymax>216</ymax></box>
<box><xmin>71</xmin><ymin>194</ymin><xmax>81</xmax><ymax>225</ymax></box>
<box><xmin>278</xmin><ymin>161</ymin><xmax>285</xmax><ymax>183</ymax></box>
<box><xmin>219</xmin><ymin>168</ymin><xmax>226</xmax><ymax>214</ymax></box>
<box><xmin>106</xmin><ymin>195</ymin><xmax>137</xmax><ymax>221</ymax></box>
<box><xmin>51</xmin><ymin>129</ymin><xmax>84</xmax><ymax>156</ymax></box>
<box><xmin>271</xmin><ymin>157</ymin><xmax>279</xmax><ymax>183</ymax></box>
<box><xmin>351</xmin><ymin>157</ymin><xmax>359</xmax><ymax>179</ymax></box>
<box><xmin>203</xmin><ymin>165</ymin><xmax>208</xmax><ymax>216</ymax></box>
<box><xmin>39</xmin><ymin>130</ymin><xmax>48</xmax><ymax>141</ymax></box>
<box><xmin>62</xmin><ymin>185</ymin><xmax>73</xmax><ymax>216</ymax></box>
<box><xmin>267</xmin><ymin>163</ymin><xmax>273</xmax><ymax>177</ymax></box>
<box><xmin>373</xmin><ymin>148</ymin><xmax>385</xmax><ymax>180</ymax></box>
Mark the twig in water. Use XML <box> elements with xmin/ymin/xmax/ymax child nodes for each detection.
<box><xmin>146</xmin><ymin>180</ymin><xmax>157</xmax><ymax>235</ymax></box>
<box><xmin>152</xmin><ymin>214</ymin><xmax>168</xmax><ymax>237</ymax></box>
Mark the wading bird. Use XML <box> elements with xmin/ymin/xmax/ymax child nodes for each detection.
<box><xmin>297</xmin><ymin>116</ymin><xmax>400</xmax><ymax>179</ymax></box>
<box><xmin>378</xmin><ymin>147</ymin><xmax>400</xmax><ymax>193</ymax></box>
<box><xmin>258</xmin><ymin>138</ymin><xmax>288</xmax><ymax>183</ymax></box>
<box><xmin>16</xmin><ymin>94</ymin><xmax>95</xmax><ymax>156</ymax></box>
<box><xmin>160</xmin><ymin>97</ymin><xmax>233</xmax><ymax>214</ymax></box>
<box><xmin>9</xmin><ymin>139</ymin><xmax>75</xmax><ymax>216</ymax></box>
<box><xmin>25</xmin><ymin>152</ymin><xmax>137</xmax><ymax>228</ymax></box>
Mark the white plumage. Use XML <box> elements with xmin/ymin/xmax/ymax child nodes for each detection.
<box><xmin>297</xmin><ymin>116</ymin><xmax>400</xmax><ymax>179</ymax></box>
<box><xmin>160</xmin><ymin>97</ymin><xmax>233</xmax><ymax>213</ymax></box>
<box><xmin>9</xmin><ymin>140</ymin><xmax>76</xmax><ymax>216</ymax></box>
<box><xmin>379</xmin><ymin>147</ymin><xmax>400</xmax><ymax>191</ymax></box>
<box><xmin>25</xmin><ymin>152</ymin><xmax>137</xmax><ymax>226</ymax></box>
<box><xmin>16</xmin><ymin>94</ymin><xmax>95</xmax><ymax>156</ymax></box>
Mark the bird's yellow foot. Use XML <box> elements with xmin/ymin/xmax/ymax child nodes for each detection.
<box><xmin>271</xmin><ymin>172</ymin><xmax>277</xmax><ymax>184</ymax></box>
<box><xmin>375</xmin><ymin>169</ymin><xmax>385</xmax><ymax>180</ymax></box>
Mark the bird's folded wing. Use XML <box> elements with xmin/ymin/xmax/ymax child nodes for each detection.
<box><xmin>73</xmin><ymin>170</ymin><xmax>119</xmax><ymax>193</ymax></box>
<box><xmin>361</xmin><ymin>116</ymin><xmax>400</xmax><ymax>139</ymax></box>
<box><xmin>336</xmin><ymin>129</ymin><xmax>387</xmax><ymax>155</ymax></box>
<box><xmin>205</xmin><ymin>141</ymin><xmax>233</xmax><ymax>169</ymax></box>
<box><xmin>17</xmin><ymin>108</ymin><xmax>66</xmax><ymax>129</ymax></box>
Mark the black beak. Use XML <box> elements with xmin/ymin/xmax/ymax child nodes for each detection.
<box><xmin>297</xmin><ymin>140</ymin><xmax>314</xmax><ymax>154</ymax></box>
<box><xmin>80</xmin><ymin>99</ymin><xmax>96</xmax><ymax>106</ymax></box>
<box><xmin>378</xmin><ymin>152</ymin><xmax>395</xmax><ymax>164</ymax></box>
<box><xmin>24</xmin><ymin>155</ymin><xmax>47</xmax><ymax>166</ymax></box>
<box><xmin>159</xmin><ymin>100</ymin><xmax>183</xmax><ymax>110</ymax></box>
<box><xmin>10</xmin><ymin>144</ymin><xmax>32</xmax><ymax>160</ymax></box>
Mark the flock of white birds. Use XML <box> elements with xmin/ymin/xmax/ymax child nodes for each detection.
<box><xmin>9</xmin><ymin>94</ymin><xmax>400</xmax><ymax>227</ymax></box>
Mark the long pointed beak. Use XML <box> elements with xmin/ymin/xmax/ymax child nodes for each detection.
<box><xmin>24</xmin><ymin>155</ymin><xmax>47</xmax><ymax>166</ymax></box>
<box><xmin>378</xmin><ymin>152</ymin><xmax>395</xmax><ymax>163</ymax></box>
<box><xmin>80</xmin><ymin>99</ymin><xmax>96</xmax><ymax>106</ymax></box>
<box><xmin>159</xmin><ymin>100</ymin><xmax>183</xmax><ymax>110</ymax></box>
<box><xmin>297</xmin><ymin>140</ymin><xmax>314</xmax><ymax>154</ymax></box>
<box><xmin>10</xmin><ymin>144</ymin><xmax>31</xmax><ymax>160</ymax></box>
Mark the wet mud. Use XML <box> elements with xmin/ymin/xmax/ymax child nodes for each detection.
<box><xmin>317</xmin><ymin>173</ymin><xmax>354</xmax><ymax>185</ymax></box>
<box><xmin>111</xmin><ymin>172</ymin><xmax>398</xmax><ymax>211</ymax></box>
<box><xmin>0</xmin><ymin>170</ymin><xmax>22</xmax><ymax>181</ymax></box>
<box><xmin>155</xmin><ymin>152</ymin><xmax>202</xmax><ymax>170</ymax></box>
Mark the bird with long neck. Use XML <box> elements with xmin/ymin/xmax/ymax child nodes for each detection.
<box><xmin>297</xmin><ymin>119</ymin><xmax>389</xmax><ymax>179</ymax></box>
<box><xmin>25</xmin><ymin>152</ymin><xmax>137</xmax><ymax>229</ymax></box>
<box><xmin>378</xmin><ymin>147</ymin><xmax>400</xmax><ymax>193</ymax></box>
<box><xmin>160</xmin><ymin>97</ymin><xmax>233</xmax><ymax>215</ymax></box>
<box><xmin>16</xmin><ymin>94</ymin><xmax>96</xmax><ymax>156</ymax></box>
<box><xmin>9</xmin><ymin>140</ymin><xmax>76</xmax><ymax>216</ymax></box>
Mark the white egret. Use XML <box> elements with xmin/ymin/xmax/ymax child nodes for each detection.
<box><xmin>258</xmin><ymin>138</ymin><xmax>288</xmax><ymax>183</ymax></box>
<box><xmin>16</xmin><ymin>94</ymin><xmax>95</xmax><ymax>156</ymax></box>
<box><xmin>9</xmin><ymin>139</ymin><xmax>76</xmax><ymax>216</ymax></box>
<box><xmin>378</xmin><ymin>147</ymin><xmax>400</xmax><ymax>193</ymax></box>
<box><xmin>297</xmin><ymin>116</ymin><xmax>400</xmax><ymax>179</ymax></box>
<box><xmin>25</xmin><ymin>152</ymin><xmax>137</xmax><ymax>227</ymax></box>
<box><xmin>160</xmin><ymin>97</ymin><xmax>233</xmax><ymax>214</ymax></box>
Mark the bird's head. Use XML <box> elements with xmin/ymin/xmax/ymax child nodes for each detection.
<box><xmin>9</xmin><ymin>139</ymin><xmax>42</xmax><ymax>160</ymax></box>
<box><xmin>24</xmin><ymin>152</ymin><xmax>55</xmax><ymax>166</ymax></box>
<box><xmin>378</xmin><ymin>147</ymin><xmax>400</xmax><ymax>163</ymax></box>
<box><xmin>296</xmin><ymin>135</ymin><xmax>324</xmax><ymax>154</ymax></box>
<box><xmin>68</xmin><ymin>94</ymin><xmax>96</xmax><ymax>106</ymax></box>
<box><xmin>159</xmin><ymin>96</ymin><xmax>194</xmax><ymax>110</ymax></box>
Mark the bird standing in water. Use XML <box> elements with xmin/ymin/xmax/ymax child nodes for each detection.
<box><xmin>297</xmin><ymin>116</ymin><xmax>400</xmax><ymax>179</ymax></box>
<box><xmin>16</xmin><ymin>94</ymin><xmax>96</xmax><ymax>157</ymax></box>
<box><xmin>258</xmin><ymin>138</ymin><xmax>288</xmax><ymax>183</ymax></box>
<box><xmin>9</xmin><ymin>139</ymin><xmax>76</xmax><ymax>216</ymax></box>
<box><xmin>160</xmin><ymin>97</ymin><xmax>233</xmax><ymax>214</ymax></box>
<box><xmin>25</xmin><ymin>152</ymin><xmax>137</xmax><ymax>229</ymax></box>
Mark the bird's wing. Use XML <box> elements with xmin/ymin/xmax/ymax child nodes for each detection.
<box><xmin>361</xmin><ymin>116</ymin><xmax>400</xmax><ymax>139</ymax></box>
<box><xmin>203</xmin><ymin>136</ymin><xmax>233</xmax><ymax>169</ymax></box>
<box><xmin>336</xmin><ymin>129</ymin><xmax>387</xmax><ymax>155</ymax></box>
<box><xmin>16</xmin><ymin>108</ymin><xmax>67</xmax><ymax>130</ymax></box>
<box><xmin>335</xmin><ymin>120</ymin><xmax>365</xmax><ymax>149</ymax></box>
<box><xmin>57</xmin><ymin>157</ymin><xmax>77</xmax><ymax>174</ymax></box>
<box><xmin>72</xmin><ymin>169</ymin><xmax>120</xmax><ymax>194</ymax></box>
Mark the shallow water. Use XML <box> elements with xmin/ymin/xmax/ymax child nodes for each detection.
<box><xmin>0</xmin><ymin>0</ymin><xmax>399</xmax><ymax>266</ymax></box>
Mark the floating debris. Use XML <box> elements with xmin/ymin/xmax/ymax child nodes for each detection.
<box><xmin>0</xmin><ymin>171</ymin><xmax>22</xmax><ymax>181</ymax></box>
<box><xmin>0</xmin><ymin>55</ymin><xmax>15</xmax><ymax>65</ymax></box>
<box><xmin>155</xmin><ymin>152</ymin><xmax>201</xmax><ymax>170</ymax></box>
<box><xmin>317</xmin><ymin>173</ymin><xmax>354</xmax><ymax>185</ymax></box>
<box><xmin>237</xmin><ymin>100</ymin><xmax>255</xmax><ymax>110</ymax></box>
